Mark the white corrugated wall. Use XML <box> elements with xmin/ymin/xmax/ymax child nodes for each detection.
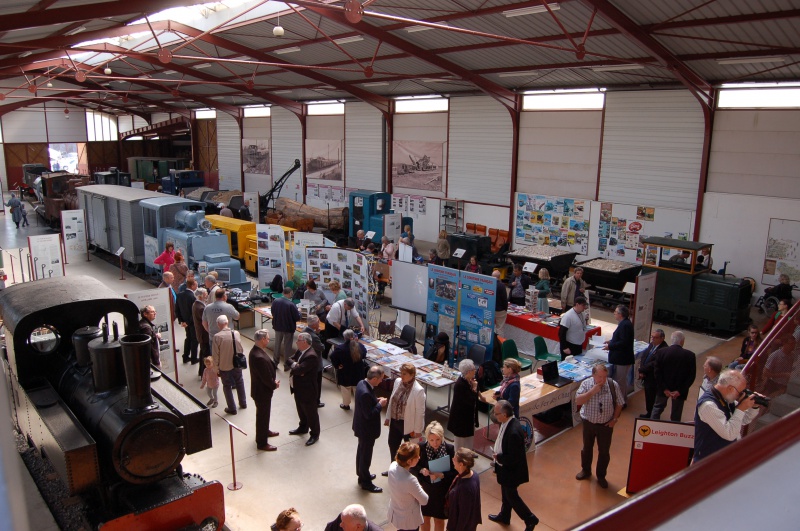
<box><xmin>271</xmin><ymin>107</ymin><xmax>304</xmax><ymax>203</ymax></box>
<box><xmin>345</xmin><ymin>102</ymin><xmax>384</xmax><ymax>191</ymax></box>
<box><xmin>45</xmin><ymin>104</ymin><xmax>88</xmax><ymax>143</ymax></box>
<box><xmin>448</xmin><ymin>96</ymin><xmax>513</xmax><ymax>206</ymax></box>
<box><xmin>1</xmin><ymin>106</ymin><xmax>47</xmax><ymax>142</ymax></box>
<box><xmin>598</xmin><ymin>90</ymin><xmax>704</xmax><ymax>210</ymax></box>
<box><xmin>216</xmin><ymin>112</ymin><xmax>242</xmax><ymax>191</ymax></box>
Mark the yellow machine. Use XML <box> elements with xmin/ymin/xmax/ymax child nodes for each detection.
<box><xmin>205</xmin><ymin>215</ymin><xmax>256</xmax><ymax>261</ymax></box>
<box><xmin>244</xmin><ymin>225</ymin><xmax>298</xmax><ymax>279</ymax></box>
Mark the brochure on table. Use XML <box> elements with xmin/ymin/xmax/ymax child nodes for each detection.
<box><xmin>514</xmin><ymin>193</ymin><xmax>590</xmax><ymax>255</ymax></box>
<box><xmin>60</xmin><ymin>209</ymin><xmax>88</xmax><ymax>263</ymax></box>
<box><xmin>426</xmin><ymin>265</ymin><xmax>496</xmax><ymax>366</ymax></box>
<box><xmin>305</xmin><ymin>247</ymin><xmax>372</xmax><ymax>317</ymax></box>
<box><xmin>28</xmin><ymin>234</ymin><xmax>66</xmax><ymax>280</ymax></box>
<box><xmin>125</xmin><ymin>287</ymin><xmax>176</xmax><ymax>376</ymax></box>
<box><xmin>256</xmin><ymin>224</ymin><xmax>288</xmax><ymax>290</ymax></box>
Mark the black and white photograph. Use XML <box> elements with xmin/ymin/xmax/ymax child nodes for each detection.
<box><xmin>305</xmin><ymin>139</ymin><xmax>343</xmax><ymax>181</ymax></box>
<box><xmin>392</xmin><ymin>140</ymin><xmax>445</xmax><ymax>192</ymax></box>
<box><xmin>242</xmin><ymin>138</ymin><xmax>271</xmax><ymax>175</ymax></box>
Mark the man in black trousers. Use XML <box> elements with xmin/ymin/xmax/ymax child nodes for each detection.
<box><xmin>304</xmin><ymin>315</ymin><xmax>326</xmax><ymax>408</ymax></box>
<box><xmin>489</xmin><ymin>400</ymin><xmax>539</xmax><ymax>531</ymax></box>
<box><xmin>288</xmin><ymin>333</ymin><xmax>321</xmax><ymax>446</ymax></box>
<box><xmin>353</xmin><ymin>366</ymin><xmax>387</xmax><ymax>493</ymax></box>
<box><xmin>638</xmin><ymin>328</ymin><xmax>667</xmax><ymax>418</ymax></box>
<box><xmin>176</xmin><ymin>277</ymin><xmax>198</xmax><ymax>363</ymax></box>
<box><xmin>249</xmin><ymin>329</ymin><xmax>280</xmax><ymax>451</ymax></box>
<box><xmin>603</xmin><ymin>304</ymin><xmax>634</xmax><ymax>406</ymax></box>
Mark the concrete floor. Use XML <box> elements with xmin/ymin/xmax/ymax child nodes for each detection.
<box><xmin>2</xmin><ymin>199</ymin><xmax>755</xmax><ymax>530</ymax></box>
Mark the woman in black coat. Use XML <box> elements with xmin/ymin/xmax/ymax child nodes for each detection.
<box><xmin>330</xmin><ymin>329</ymin><xmax>367</xmax><ymax>410</ymax></box>
<box><xmin>410</xmin><ymin>421</ymin><xmax>456</xmax><ymax>531</ymax></box>
<box><xmin>447</xmin><ymin>359</ymin><xmax>481</xmax><ymax>451</ymax></box>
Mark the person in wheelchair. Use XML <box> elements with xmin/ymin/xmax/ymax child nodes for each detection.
<box><xmin>765</xmin><ymin>274</ymin><xmax>794</xmax><ymax>302</ymax></box>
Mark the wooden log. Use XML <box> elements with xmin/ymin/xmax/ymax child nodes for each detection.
<box><xmin>274</xmin><ymin>197</ymin><xmax>347</xmax><ymax>230</ymax></box>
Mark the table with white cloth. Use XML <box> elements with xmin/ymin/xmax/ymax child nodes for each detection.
<box><xmin>504</xmin><ymin>309</ymin><xmax>602</xmax><ymax>360</ymax></box>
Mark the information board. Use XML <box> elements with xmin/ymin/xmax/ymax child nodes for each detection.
<box><xmin>256</xmin><ymin>224</ymin><xmax>288</xmax><ymax>290</ymax></box>
<box><xmin>514</xmin><ymin>193</ymin><xmax>590</xmax><ymax>255</ymax></box>
<box><xmin>125</xmin><ymin>287</ymin><xmax>177</xmax><ymax>376</ymax></box>
<box><xmin>60</xmin><ymin>209</ymin><xmax>88</xmax><ymax>263</ymax></box>
<box><xmin>626</xmin><ymin>418</ymin><xmax>694</xmax><ymax>494</ymax></box>
<box><xmin>762</xmin><ymin>218</ymin><xmax>800</xmax><ymax>286</ymax></box>
<box><xmin>28</xmin><ymin>234</ymin><xmax>65</xmax><ymax>280</ymax></box>
<box><xmin>632</xmin><ymin>272</ymin><xmax>657</xmax><ymax>343</ymax></box>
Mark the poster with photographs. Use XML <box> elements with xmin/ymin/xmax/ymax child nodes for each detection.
<box><xmin>306</xmin><ymin>139</ymin><xmax>343</xmax><ymax>181</ymax></box>
<box><xmin>292</xmin><ymin>232</ymin><xmax>325</xmax><ymax>283</ymax></box>
<box><xmin>256</xmin><ymin>224</ymin><xmax>288</xmax><ymax>290</ymax></box>
<box><xmin>125</xmin><ymin>288</ymin><xmax>176</xmax><ymax>375</ymax></box>
<box><xmin>426</xmin><ymin>265</ymin><xmax>459</xmax><ymax>364</ymax></box>
<box><xmin>28</xmin><ymin>234</ymin><xmax>65</xmax><ymax>280</ymax></box>
<box><xmin>305</xmin><ymin>247</ymin><xmax>371</xmax><ymax>317</ymax></box>
<box><xmin>60</xmin><ymin>209</ymin><xmax>88</xmax><ymax>262</ymax></box>
<box><xmin>457</xmin><ymin>270</ymin><xmax>497</xmax><ymax>363</ymax></box>
<box><xmin>392</xmin><ymin>140</ymin><xmax>444</xmax><ymax>192</ymax></box>
<box><xmin>242</xmin><ymin>138</ymin><xmax>271</xmax><ymax>176</ymax></box>
<box><xmin>589</xmin><ymin>202</ymin><xmax>694</xmax><ymax>265</ymax></box>
<box><xmin>761</xmin><ymin>218</ymin><xmax>800</xmax><ymax>286</ymax></box>
<box><xmin>514</xmin><ymin>193</ymin><xmax>590</xmax><ymax>255</ymax></box>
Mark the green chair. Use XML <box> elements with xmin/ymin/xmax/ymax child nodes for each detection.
<box><xmin>501</xmin><ymin>339</ymin><xmax>533</xmax><ymax>374</ymax></box>
<box><xmin>533</xmin><ymin>336</ymin><xmax>560</xmax><ymax>370</ymax></box>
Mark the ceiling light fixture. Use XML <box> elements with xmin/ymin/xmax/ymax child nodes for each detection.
<box><xmin>104</xmin><ymin>65</ymin><xmax>112</xmax><ymax>75</ymax></box>
<box><xmin>591</xmin><ymin>64</ymin><xmax>645</xmax><ymax>72</ymax></box>
<box><xmin>19</xmin><ymin>51</ymin><xmax>33</xmax><ymax>58</ymax></box>
<box><xmin>194</xmin><ymin>63</ymin><xmax>213</xmax><ymax>69</ymax></box>
<box><xmin>498</xmin><ymin>71</ymin><xmax>538</xmax><ymax>78</ymax></box>
<box><xmin>273</xmin><ymin>90</ymin><xmax>292</xmax><ymax>94</ymax></box>
<box><xmin>362</xmin><ymin>81</ymin><xmax>389</xmax><ymax>86</ymax></box>
<box><xmin>274</xmin><ymin>46</ymin><xmax>301</xmax><ymax>54</ymax></box>
<box><xmin>333</xmin><ymin>35</ymin><xmax>363</xmax><ymax>45</ymax></box>
<box><xmin>406</xmin><ymin>22</ymin><xmax>449</xmax><ymax>33</ymax></box>
<box><xmin>47</xmin><ymin>81</ymin><xmax>53</xmax><ymax>88</ymax></box>
<box><xmin>163</xmin><ymin>70</ymin><xmax>177</xmax><ymax>75</ymax></box>
<box><xmin>65</xmin><ymin>26</ymin><xmax>86</xmax><ymax>36</ymax></box>
<box><xmin>502</xmin><ymin>3</ymin><xmax>559</xmax><ymax>17</ymax></box>
<box><xmin>716</xmin><ymin>56</ymin><xmax>786</xmax><ymax>65</ymax></box>
<box><xmin>273</xmin><ymin>14</ymin><xmax>284</xmax><ymax>37</ymax></box>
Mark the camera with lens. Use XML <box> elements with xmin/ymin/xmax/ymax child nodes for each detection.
<box><xmin>743</xmin><ymin>389</ymin><xmax>770</xmax><ymax>408</ymax></box>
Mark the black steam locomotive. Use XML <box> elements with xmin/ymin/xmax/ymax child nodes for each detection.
<box><xmin>0</xmin><ymin>276</ymin><xmax>225</xmax><ymax>530</ymax></box>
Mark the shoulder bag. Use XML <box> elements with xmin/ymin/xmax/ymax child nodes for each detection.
<box><xmin>231</xmin><ymin>331</ymin><xmax>247</xmax><ymax>369</ymax></box>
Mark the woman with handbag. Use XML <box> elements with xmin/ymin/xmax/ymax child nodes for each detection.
<box><xmin>445</xmin><ymin>448</ymin><xmax>481</xmax><ymax>531</ymax></box>
<box><xmin>211</xmin><ymin>315</ymin><xmax>248</xmax><ymax>415</ymax></box>
<box><xmin>331</xmin><ymin>329</ymin><xmax>367</xmax><ymax>410</ymax></box>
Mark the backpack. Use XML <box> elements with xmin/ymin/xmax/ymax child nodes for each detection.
<box><xmin>269</xmin><ymin>275</ymin><xmax>283</xmax><ymax>293</ymax></box>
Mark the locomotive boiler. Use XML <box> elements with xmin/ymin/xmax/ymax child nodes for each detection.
<box><xmin>0</xmin><ymin>276</ymin><xmax>224</xmax><ymax>530</ymax></box>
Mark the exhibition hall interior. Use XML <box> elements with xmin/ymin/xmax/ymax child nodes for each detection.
<box><xmin>0</xmin><ymin>1</ymin><xmax>799</xmax><ymax>530</ymax></box>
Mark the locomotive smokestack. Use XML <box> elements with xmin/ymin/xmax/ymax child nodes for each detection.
<box><xmin>88</xmin><ymin>333</ymin><xmax>126</xmax><ymax>393</ymax></box>
<box><xmin>72</xmin><ymin>326</ymin><xmax>102</xmax><ymax>367</ymax></box>
<box><xmin>119</xmin><ymin>334</ymin><xmax>157</xmax><ymax>413</ymax></box>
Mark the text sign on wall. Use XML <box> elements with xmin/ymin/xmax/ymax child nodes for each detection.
<box><xmin>626</xmin><ymin>418</ymin><xmax>694</xmax><ymax>494</ymax></box>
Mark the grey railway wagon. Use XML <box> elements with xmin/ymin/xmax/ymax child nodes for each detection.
<box><xmin>77</xmin><ymin>185</ymin><xmax>166</xmax><ymax>266</ymax></box>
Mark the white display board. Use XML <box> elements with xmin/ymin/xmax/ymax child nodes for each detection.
<box><xmin>257</xmin><ymin>224</ymin><xmax>288</xmax><ymax>290</ymax></box>
<box><xmin>28</xmin><ymin>234</ymin><xmax>65</xmax><ymax>280</ymax></box>
<box><xmin>588</xmin><ymin>201</ymin><xmax>695</xmax><ymax>264</ymax></box>
<box><xmin>292</xmin><ymin>231</ymin><xmax>324</xmax><ymax>282</ymax></box>
<box><xmin>390</xmin><ymin>260</ymin><xmax>429</xmax><ymax>316</ymax></box>
<box><xmin>632</xmin><ymin>272</ymin><xmax>657</xmax><ymax>344</ymax></box>
<box><xmin>762</xmin><ymin>218</ymin><xmax>800</xmax><ymax>286</ymax></box>
<box><xmin>384</xmin><ymin>212</ymin><xmax>402</xmax><ymax>244</ymax></box>
<box><xmin>513</xmin><ymin>193</ymin><xmax>591</xmax><ymax>256</ymax></box>
<box><xmin>125</xmin><ymin>288</ymin><xmax>176</xmax><ymax>375</ymax></box>
<box><xmin>60</xmin><ymin>209</ymin><xmax>88</xmax><ymax>263</ymax></box>
<box><xmin>306</xmin><ymin>247</ymin><xmax>371</xmax><ymax>317</ymax></box>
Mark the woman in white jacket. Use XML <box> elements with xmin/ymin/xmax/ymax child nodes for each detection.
<box><xmin>385</xmin><ymin>363</ymin><xmax>427</xmax><ymax>472</ymax></box>
<box><xmin>388</xmin><ymin>442</ymin><xmax>429</xmax><ymax>531</ymax></box>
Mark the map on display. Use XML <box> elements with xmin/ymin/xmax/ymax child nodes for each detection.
<box><xmin>762</xmin><ymin>218</ymin><xmax>800</xmax><ymax>286</ymax></box>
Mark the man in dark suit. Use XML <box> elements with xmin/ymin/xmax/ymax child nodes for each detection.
<box><xmin>353</xmin><ymin>366</ymin><xmax>387</xmax><ymax>493</ymax></box>
<box><xmin>249</xmin><ymin>329</ymin><xmax>280</xmax><ymax>451</ymax></box>
<box><xmin>288</xmin><ymin>333</ymin><xmax>321</xmax><ymax>446</ymax></box>
<box><xmin>651</xmin><ymin>330</ymin><xmax>697</xmax><ymax>422</ymax></box>
<box><xmin>304</xmin><ymin>315</ymin><xmax>326</xmax><ymax>408</ymax></box>
<box><xmin>638</xmin><ymin>328</ymin><xmax>668</xmax><ymax>418</ymax></box>
<box><xmin>489</xmin><ymin>400</ymin><xmax>538</xmax><ymax>531</ymax></box>
<box><xmin>176</xmin><ymin>277</ymin><xmax>198</xmax><ymax>363</ymax></box>
<box><xmin>272</xmin><ymin>287</ymin><xmax>301</xmax><ymax>370</ymax></box>
<box><xmin>603</xmin><ymin>304</ymin><xmax>634</xmax><ymax>406</ymax></box>
<box><xmin>324</xmin><ymin>503</ymin><xmax>383</xmax><ymax>531</ymax></box>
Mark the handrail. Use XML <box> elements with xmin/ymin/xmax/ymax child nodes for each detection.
<box><xmin>571</xmin><ymin>408</ymin><xmax>800</xmax><ymax>530</ymax></box>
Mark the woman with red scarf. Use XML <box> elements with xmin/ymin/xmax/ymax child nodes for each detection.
<box><xmin>493</xmin><ymin>358</ymin><xmax>522</xmax><ymax>418</ymax></box>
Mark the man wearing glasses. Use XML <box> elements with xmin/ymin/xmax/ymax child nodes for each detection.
<box><xmin>693</xmin><ymin>369</ymin><xmax>762</xmax><ymax>462</ymax></box>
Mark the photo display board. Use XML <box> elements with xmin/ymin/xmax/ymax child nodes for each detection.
<box><xmin>292</xmin><ymin>232</ymin><xmax>325</xmax><ymax>283</ymax></box>
<box><xmin>125</xmin><ymin>287</ymin><xmax>176</xmax><ymax>375</ymax></box>
<box><xmin>256</xmin><ymin>224</ymin><xmax>288</xmax><ymax>290</ymax></box>
<box><xmin>306</xmin><ymin>247</ymin><xmax>371</xmax><ymax>317</ymax></box>
<box><xmin>762</xmin><ymin>218</ymin><xmax>800</xmax><ymax>286</ymax></box>
<box><xmin>28</xmin><ymin>234</ymin><xmax>65</xmax><ymax>280</ymax></box>
<box><xmin>60</xmin><ymin>209</ymin><xmax>88</xmax><ymax>263</ymax></box>
<box><xmin>589</xmin><ymin>202</ymin><xmax>694</xmax><ymax>264</ymax></box>
<box><xmin>514</xmin><ymin>193</ymin><xmax>590</xmax><ymax>255</ymax></box>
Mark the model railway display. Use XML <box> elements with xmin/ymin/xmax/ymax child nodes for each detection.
<box><xmin>0</xmin><ymin>276</ymin><xmax>225</xmax><ymax>530</ymax></box>
<box><xmin>506</xmin><ymin>244</ymin><xmax>578</xmax><ymax>286</ymax></box>
<box><xmin>578</xmin><ymin>258</ymin><xmax>642</xmax><ymax>306</ymax></box>
<box><xmin>641</xmin><ymin>237</ymin><xmax>752</xmax><ymax>333</ymax></box>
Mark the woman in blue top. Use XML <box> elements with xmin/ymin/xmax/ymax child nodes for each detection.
<box><xmin>493</xmin><ymin>358</ymin><xmax>522</xmax><ymax>418</ymax></box>
<box><xmin>535</xmin><ymin>268</ymin><xmax>551</xmax><ymax>313</ymax></box>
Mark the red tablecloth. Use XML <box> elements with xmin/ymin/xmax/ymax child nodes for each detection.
<box><xmin>506</xmin><ymin>312</ymin><xmax>601</xmax><ymax>348</ymax></box>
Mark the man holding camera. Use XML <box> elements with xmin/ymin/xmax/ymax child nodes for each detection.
<box><xmin>693</xmin><ymin>369</ymin><xmax>763</xmax><ymax>462</ymax></box>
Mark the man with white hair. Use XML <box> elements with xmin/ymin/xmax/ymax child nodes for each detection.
<box><xmin>324</xmin><ymin>504</ymin><xmax>383</xmax><ymax>531</ymax></box>
<box><xmin>693</xmin><ymin>369</ymin><xmax>762</xmax><ymax>462</ymax></box>
<box><xmin>212</xmin><ymin>315</ymin><xmax>247</xmax><ymax>415</ymax></box>
<box><xmin>650</xmin><ymin>330</ymin><xmax>696</xmax><ymax>422</ymax></box>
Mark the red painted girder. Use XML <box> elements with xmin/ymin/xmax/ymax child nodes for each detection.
<box><xmin>0</xmin><ymin>0</ymin><xmax>203</xmax><ymax>33</ymax></box>
<box><xmin>578</xmin><ymin>0</ymin><xmax>711</xmax><ymax>103</ymax></box>
<box><xmin>294</xmin><ymin>2</ymin><xmax>518</xmax><ymax>111</ymax></box>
